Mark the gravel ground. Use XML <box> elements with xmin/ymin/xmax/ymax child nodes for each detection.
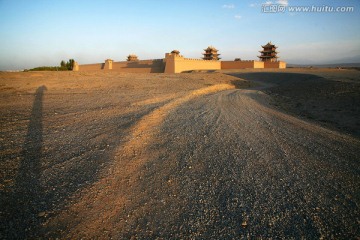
<box><xmin>0</xmin><ymin>69</ymin><xmax>359</xmax><ymax>239</ymax></box>
<box><xmin>228</xmin><ymin>69</ymin><xmax>360</xmax><ymax>138</ymax></box>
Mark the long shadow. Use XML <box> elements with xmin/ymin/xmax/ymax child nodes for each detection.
<box><xmin>227</xmin><ymin>72</ymin><xmax>360</xmax><ymax>138</ymax></box>
<box><xmin>126</xmin><ymin>60</ymin><xmax>165</xmax><ymax>73</ymax></box>
<box><xmin>1</xmin><ymin>86</ymin><xmax>175</xmax><ymax>238</ymax></box>
<box><xmin>2</xmin><ymin>86</ymin><xmax>47</xmax><ymax>238</ymax></box>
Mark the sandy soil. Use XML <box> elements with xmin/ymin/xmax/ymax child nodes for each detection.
<box><xmin>0</xmin><ymin>69</ymin><xmax>359</xmax><ymax>239</ymax></box>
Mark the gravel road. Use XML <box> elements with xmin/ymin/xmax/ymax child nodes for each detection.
<box><xmin>1</xmin><ymin>70</ymin><xmax>359</xmax><ymax>239</ymax></box>
<box><xmin>151</xmin><ymin>89</ymin><xmax>359</xmax><ymax>238</ymax></box>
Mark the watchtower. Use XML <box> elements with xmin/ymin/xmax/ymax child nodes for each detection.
<box><xmin>258</xmin><ymin>42</ymin><xmax>279</xmax><ymax>62</ymax></box>
<box><xmin>202</xmin><ymin>46</ymin><xmax>221</xmax><ymax>60</ymax></box>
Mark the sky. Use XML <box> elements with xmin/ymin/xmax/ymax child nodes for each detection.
<box><xmin>0</xmin><ymin>0</ymin><xmax>359</xmax><ymax>70</ymax></box>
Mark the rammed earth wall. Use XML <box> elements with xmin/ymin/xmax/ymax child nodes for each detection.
<box><xmin>74</xmin><ymin>54</ymin><xmax>286</xmax><ymax>73</ymax></box>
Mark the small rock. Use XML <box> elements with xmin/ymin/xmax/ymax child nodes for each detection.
<box><xmin>241</xmin><ymin>221</ymin><xmax>247</xmax><ymax>228</ymax></box>
<box><xmin>38</xmin><ymin>212</ymin><xmax>46</xmax><ymax>217</ymax></box>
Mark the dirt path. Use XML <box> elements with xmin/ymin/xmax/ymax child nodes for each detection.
<box><xmin>1</xmin><ymin>70</ymin><xmax>359</xmax><ymax>239</ymax></box>
<box><xmin>45</xmin><ymin>83</ymin><xmax>359</xmax><ymax>239</ymax></box>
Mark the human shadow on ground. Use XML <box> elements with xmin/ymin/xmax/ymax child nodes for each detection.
<box><xmin>0</xmin><ymin>86</ymin><xmax>177</xmax><ymax>238</ymax></box>
<box><xmin>1</xmin><ymin>86</ymin><xmax>47</xmax><ymax>238</ymax></box>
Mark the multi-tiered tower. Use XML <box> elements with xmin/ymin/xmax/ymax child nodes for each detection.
<box><xmin>202</xmin><ymin>46</ymin><xmax>221</xmax><ymax>60</ymax></box>
<box><xmin>258</xmin><ymin>42</ymin><xmax>279</xmax><ymax>62</ymax></box>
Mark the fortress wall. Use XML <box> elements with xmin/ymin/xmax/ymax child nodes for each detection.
<box><xmin>221</xmin><ymin>60</ymin><xmax>264</xmax><ymax>69</ymax></box>
<box><xmin>77</xmin><ymin>63</ymin><xmax>104</xmax><ymax>71</ymax></box>
<box><xmin>254</xmin><ymin>61</ymin><xmax>265</xmax><ymax>68</ymax></box>
<box><xmin>176</xmin><ymin>58</ymin><xmax>221</xmax><ymax>73</ymax></box>
<box><xmin>77</xmin><ymin>56</ymin><xmax>286</xmax><ymax>73</ymax></box>
<box><xmin>77</xmin><ymin>60</ymin><xmax>165</xmax><ymax>73</ymax></box>
<box><xmin>165</xmin><ymin>55</ymin><xmax>221</xmax><ymax>73</ymax></box>
<box><xmin>112</xmin><ymin>60</ymin><xmax>165</xmax><ymax>73</ymax></box>
<box><xmin>264</xmin><ymin>61</ymin><xmax>287</xmax><ymax>68</ymax></box>
<box><xmin>164</xmin><ymin>57</ymin><xmax>175</xmax><ymax>73</ymax></box>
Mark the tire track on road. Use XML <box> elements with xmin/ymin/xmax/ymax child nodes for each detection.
<box><xmin>136</xmin><ymin>87</ymin><xmax>360</xmax><ymax>238</ymax></box>
<box><xmin>46</xmin><ymin>84</ymin><xmax>235</xmax><ymax>238</ymax></box>
<box><xmin>45</xmin><ymin>82</ymin><xmax>359</xmax><ymax>239</ymax></box>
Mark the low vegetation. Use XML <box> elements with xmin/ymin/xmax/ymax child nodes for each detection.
<box><xmin>24</xmin><ymin>59</ymin><xmax>75</xmax><ymax>72</ymax></box>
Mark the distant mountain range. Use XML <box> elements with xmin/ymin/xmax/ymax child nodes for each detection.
<box><xmin>288</xmin><ymin>63</ymin><xmax>360</xmax><ymax>68</ymax></box>
<box><xmin>287</xmin><ymin>54</ymin><xmax>360</xmax><ymax>68</ymax></box>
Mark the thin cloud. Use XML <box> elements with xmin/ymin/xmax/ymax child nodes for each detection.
<box><xmin>277</xmin><ymin>0</ymin><xmax>288</xmax><ymax>6</ymax></box>
<box><xmin>250</xmin><ymin>0</ymin><xmax>288</xmax><ymax>8</ymax></box>
<box><xmin>234</xmin><ymin>15</ymin><xmax>242</xmax><ymax>19</ymax></box>
<box><xmin>257</xmin><ymin>1</ymin><xmax>273</xmax><ymax>6</ymax></box>
<box><xmin>222</xmin><ymin>4</ymin><xmax>235</xmax><ymax>9</ymax></box>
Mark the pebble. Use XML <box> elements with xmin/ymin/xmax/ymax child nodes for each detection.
<box><xmin>241</xmin><ymin>221</ymin><xmax>248</xmax><ymax>228</ymax></box>
<box><xmin>38</xmin><ymin>212</ymin><xmax>46</xmax><ymax>217</ymax></box>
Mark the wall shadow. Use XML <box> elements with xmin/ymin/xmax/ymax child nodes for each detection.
<box><xmin>227</xmin><ymin>72</ymin><xmax>360</xmax><ymax>138</ymax></box>
<box><xmin>2</xmin><ymin>86</ymin><xmax>47</xmax><ymax>238</ymax></box>
<box><xmin>126</xmin><ymin>61</ymin><xmax>165</xmax><ymax>73</ymax></box>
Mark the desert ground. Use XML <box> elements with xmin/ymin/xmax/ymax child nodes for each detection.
<box><xmin>0</xmin><ymin>68</ymin><xmax>359</xmax><ymax>239</ymax></box>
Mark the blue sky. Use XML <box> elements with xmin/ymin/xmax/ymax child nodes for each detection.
<box><xmin>0</xmin><ymin>0</ymin><xmax>359</xmax><ymax>70</ymax></box>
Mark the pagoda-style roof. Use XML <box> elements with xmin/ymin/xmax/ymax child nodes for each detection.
<box><xmin>171</xmin><ymin>50</ymin><xmax>180</xmax><ymax>54</ymax></box>
<box><xmin>259</xmin><ymin>50</ymin><xmax>279</xmax><ymax>53</ymax></box>
<box><xmin>203</xmin><ymin>53</ymin><xmax>221</xmax><ymax>56</ymax></box>
<box><xmin>204</xmin><ymin>46</ymin><xmax>219</xmax><ymax>51</ymax></box>
<box><xmin>127</xmin><ymin>54</ymin><xmax>139</xmax><ymax>61</ymax></box>
<box><xmin>262</xmin><ymin>41</ymin><xmax>277</xmax><ymax>48</ymax></box>
<box><xmin>258</xmin><ymin>55</ymin><xmax>279</xmax><ymax>58</ymax></box>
